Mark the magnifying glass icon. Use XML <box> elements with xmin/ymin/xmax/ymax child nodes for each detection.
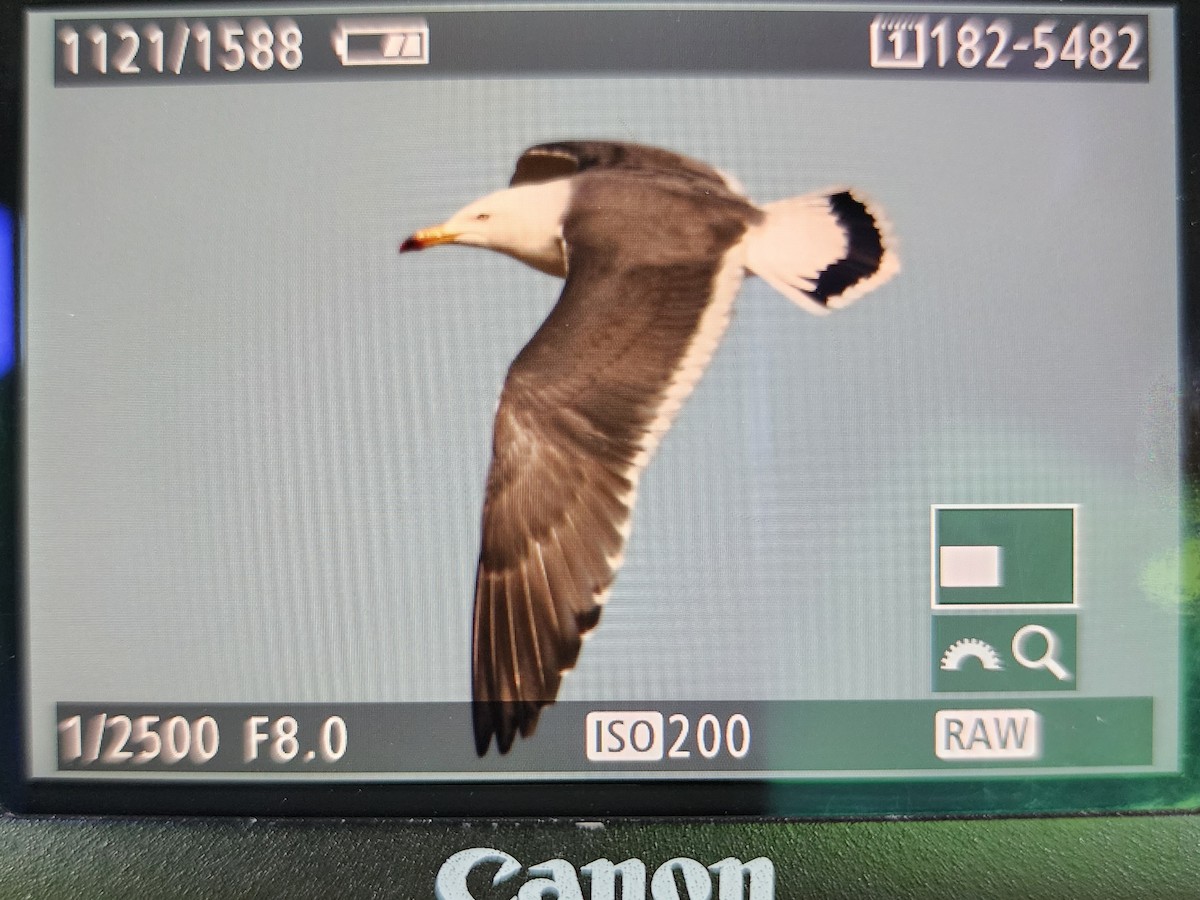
<box><xmin>1011</xmin><ymin>624</ymin><xmax>1073</xmax><ymax>681</ymax></box>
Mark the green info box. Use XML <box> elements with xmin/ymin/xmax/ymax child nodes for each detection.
<box><xmin>934</xmin><ymin>614</ymin><xmax>1077</xmax><ymax>693</ymax></box>
<box><xmin>933</xmin><ymin>506</ymin><xmax>1076</xmax><ymax>607</ymax></box>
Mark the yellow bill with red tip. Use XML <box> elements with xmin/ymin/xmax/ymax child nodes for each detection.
<box><xmin>399</xmin><ymin>225</ymin><xmax>459</xmax><ymax>253</ymax></box>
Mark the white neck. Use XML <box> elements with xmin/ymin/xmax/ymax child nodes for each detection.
<box><xmin>479</xmin><ymin>180</ymin><xmax>573</xmax><ymax>277</ymax></box>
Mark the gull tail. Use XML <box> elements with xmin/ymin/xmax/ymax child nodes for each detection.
<box><xmin>744</xmin><ymin>188</ymin><xmax>900</xmax><ymax>315</ymax></box>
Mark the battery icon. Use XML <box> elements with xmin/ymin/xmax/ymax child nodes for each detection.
<box><xmin>331</xmin><ymin>18</ymin><xmax>429</xmax><ymax>66</ymax></box>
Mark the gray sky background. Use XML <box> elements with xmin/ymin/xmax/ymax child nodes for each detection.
<box><xmin>24</xmin><ymin>8</ymin><xmax>1181</xmax><ymax>772</ymax></box>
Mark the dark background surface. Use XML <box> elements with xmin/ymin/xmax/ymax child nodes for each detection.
<box><xmin>1</xmin><ymin>815</ymin><xmax>1199</xmax><ymax>898</ymax></box>
<box><xmin>3</xmin><ymin>1</ymin><xmax>1200</xmax><ymax>896</ymax></box>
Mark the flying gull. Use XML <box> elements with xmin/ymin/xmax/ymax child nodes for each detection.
<box><xmin>400</xmin><ymin>141</ymin><xmax>899</xmax><ymax>755</ymax></box>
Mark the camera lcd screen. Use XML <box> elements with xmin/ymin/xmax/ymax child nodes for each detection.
<box><xmin>9</xmin><ymin>1</ymin><xmax>1195</xmax><ymax>816</ymax></box>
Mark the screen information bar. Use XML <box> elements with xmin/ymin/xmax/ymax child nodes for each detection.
<box><xmin>55</xmin><ymin>699</ymin><xmax>1153</xmax><ymax>775</ymax></box>
<box><xmin>51</xmin><ymin>10</ymin><xmax>1151</xmax><ymax>86</ymax></box>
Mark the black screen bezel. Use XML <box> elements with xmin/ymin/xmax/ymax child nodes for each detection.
<box><xmin>1</xmin><ymin>0</ymin><xmax>1197</xmax><ymax>819</ymax></box>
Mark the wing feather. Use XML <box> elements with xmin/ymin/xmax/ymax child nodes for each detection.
<box><xmin>542</xmin><ymin>529</ymin><xmax>583</xmax><ymax>654</ymax></box>
<box><xmin>515</xmin><ymin>562</ymin><xmax>545</xmax><ymax>697</ymax></box>
<box><xmin>525</xmin><ymin>553</ymin><xmax>563</xmax><ymax>685</ymax></box>
<box><xmin>471</xmin><ymin>175</ymin><xmax>751</xmax><ymax>754</ymax></box>
<box><xmin>510</xmin><ymin>140</ymin><xmax>735</xmax><ymax>191</ymax></box>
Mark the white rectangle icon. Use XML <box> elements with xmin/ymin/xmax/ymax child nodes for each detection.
<box><xmin>939</xmin><ymin>545</ymin><xmax>1002</xmax><ymax>588</ymax></box>
<box><xmin>935</xmin><ymin>709</ymin><xmax>1042</xmax><ymax>761</ymax></box>
<box><xmin>586</xmin><ymin>711</ymin><xmax>664</xmax><ymax>762</ymax></box>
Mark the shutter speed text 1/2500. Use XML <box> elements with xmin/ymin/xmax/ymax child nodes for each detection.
<box><xmin>57</xmin><ymin>712</ymin><xmax>347</xmax><ymax>767</ymax></box>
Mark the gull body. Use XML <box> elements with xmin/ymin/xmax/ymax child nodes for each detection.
<box><xmin>401</xmin><ymin>141</ymin><xmax>899</xmax><ymax>755</ymax></box>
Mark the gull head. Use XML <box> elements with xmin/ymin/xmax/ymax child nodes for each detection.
<box><xmin>400</xmin><ymin>180</ymin><xmax>572</xmax><ymax>277</ymax></box>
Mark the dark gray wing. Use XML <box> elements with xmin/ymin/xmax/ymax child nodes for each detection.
<box><xmin>510</xmin><ymin>140</ymin><xmax>734</xmax><ymax>191</ymax></box>
<box><xmin>472</xmin><ymin>177</ymin><xmax>752</xmax><ymax>754</ymax></box>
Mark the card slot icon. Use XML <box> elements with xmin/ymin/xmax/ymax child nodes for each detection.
<box><xmin>869</xmin><ymin>15</ymin><xmax>929</xmax><ymax>69</ymax></box>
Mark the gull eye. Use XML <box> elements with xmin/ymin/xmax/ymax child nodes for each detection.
<box><xmin>474</xmin><ymin>213</ymin><xmax>490</xmax><ymax>221</ymax></box>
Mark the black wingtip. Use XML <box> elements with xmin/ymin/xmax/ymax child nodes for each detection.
<box><xmin>472</xmin><ymin>701</ymin><xmax>493</xmax><ymax>757</ymax></box>
<box><xmin>472</xmin><ymin>701</ymin><xmax>546</xmax><ymax>756</ymax></box>
<box><xmin>807</xmin><ymin>191</ymin><xmax>886</xmax><ymax>305</ymax></box>
<box><xmin>471</xmin><ymin>700</ymin><xmax>518</xmax><ymax>756</ymax></box>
